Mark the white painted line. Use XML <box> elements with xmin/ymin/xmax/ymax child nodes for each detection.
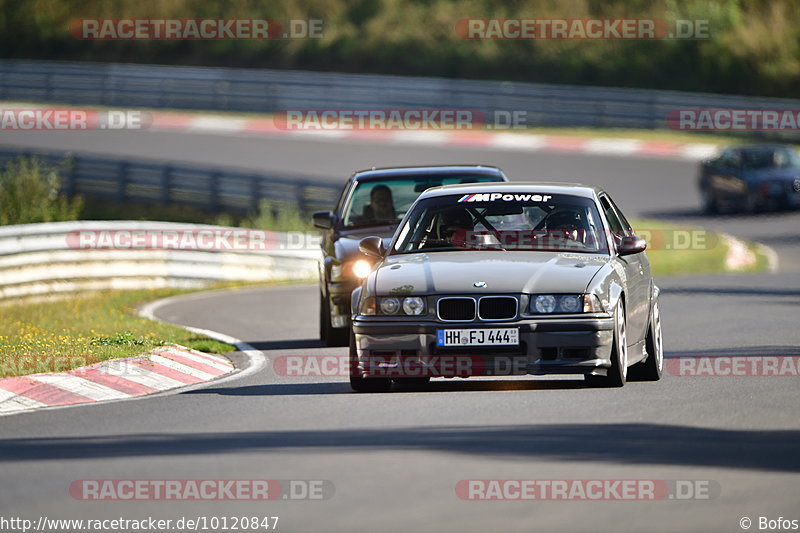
<box><xmin>679</xmin><ymin>143</ymin><xmax>719</xmax><ymax>161</ymax></box>
<box><xmin>0</xmin><ymin>395</ymin><xmax>49</xmax><ymax>413</ymax></box>
<box><xmin>147</xmin><ymin>354</ymin><xmax>217</xmax><ymax>381</ymax></box>
<box><xmin>390</xmin><ymin>130</ymin><xmax>449</xmax><ymax>145</ymax></box>
<box><xmin>187</xmin><ymin>116</ymin><xmax>248</xmax><ymax>133</ymax></box>
<box><xmin>489</xmin><ymin>133</ymin><xmax>547</xmax><ymax>151</ymax></box>
<box><xmin>584</xmin><ymin>138</ymin><xmax>642</xmax><ymax>155</ymax></box>
<box><xmin>289</xmin><ymin>129</ymin><xmax>349</xmax><ymax>139</ymax></box>
<box><xmin>29</xmin><ymin>374</ymin><xmax>131</xmax><ymax>401</ymax></box>
<box><xmin>0</xmin><ymin>388</ymin><xmax>18</xmax><ymax>403</ymax></box>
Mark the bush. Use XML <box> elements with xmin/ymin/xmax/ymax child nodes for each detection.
<box><xmin>244</xmin><ymin>199</ymin><xmax>313</xmax><ymax>231</ymax></box>
<box><xmin>0</xmin><ymin>157</ymin><xmax>83</xmax><ymax>225</ymax></box>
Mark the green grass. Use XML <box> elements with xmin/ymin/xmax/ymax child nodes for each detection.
<box><xmin>0</xmin><ymin>287</ymin><xmax>235</xmax><ymax>378</ymax></box>
<box><xmin>631</xmin><ymin>218</ymin><xmax>769</xmax><ymax>277</ymax></box>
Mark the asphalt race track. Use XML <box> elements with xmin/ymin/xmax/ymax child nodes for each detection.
<box><xmin>1</xmin><ymin>130</ymin><xmax>799</xmax><ymax>532</ymax></box>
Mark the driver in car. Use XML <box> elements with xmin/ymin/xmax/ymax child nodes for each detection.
<box><xmin>362</xmin><ymin>185</ymin><xmax>396</xmax><ymax>221</ymax></box>
<box><xmin>544</xmin><ymin>209</ymin><xmax>587</xmax><ymax>249</ymax></box>
<box><xmin>439</xmin><ymin>208</ymin><xmax>474</xmax><ymax>249</ymax></box>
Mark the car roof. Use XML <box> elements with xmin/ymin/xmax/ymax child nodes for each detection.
<box><xmin>351</xmin><ymin>165</ymin><xmax>507</xmax><ymax>182</ymax></box>
<box><xmin>725</xmin><ymin>144</ymin><xmax>796</xmax><ymax>153</ymax></box>
<box><xmin>417</xmin><ymin>181</ymin><xmax>603</xmax><ymax>200</ymax></box>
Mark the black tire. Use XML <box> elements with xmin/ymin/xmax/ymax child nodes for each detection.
<box><xmin>629</xmin><ymin>299</ymin><xmax>663</xmax><ymax>381</ymax></box>
<box><xmin>585</xmin><ymin>301</ymin><xmax>627</xmax><ymax>388</ymax></box>
<box><xmin>320</xmin><ymin>290</ymin><xmax>348</xmax><ymax>347</ymax></box>
<box><xmin>393</xmin><ymin>377</ymin><xmax>431</xmax><ymax>389</ymax></box>
<box><xmin>349</xmin><ymin>329</ymin><xmax>391</xmax><ymax>392</ymax></box>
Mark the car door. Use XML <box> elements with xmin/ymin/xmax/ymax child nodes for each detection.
<box><xmin>600</xmin><ymin>194</ymin><xmax>649</xmax><ymax>345</ymax></box>
<box><xmin>713</xmin><ymin>150</ymin><xmax>745</xmax><ymax>204</ymax></box>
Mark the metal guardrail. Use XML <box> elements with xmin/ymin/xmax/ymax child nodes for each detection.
<box><xmin>2</xmin><ymin>59</ymin><xmax>800</xmax><ymax>129</ymax></box>
<box><xmin>0</xmin><ymin>148</ymin><xmax>340</xmax><ymax>215</ymax></box>
<box><xmin>0</xmin><ymin>221</ymin><xmax>320</xmax><ymax>299</ymax></box>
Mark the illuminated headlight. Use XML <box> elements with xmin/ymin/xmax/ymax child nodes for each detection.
<box><xmin>530</xmin><ymin>294</ymin><xmax>604</xmax><ymax>314</ymax></box>
<box><xmin>375</xmin><ymin>296</ymin><xmax>427</xmax><ymax>316</ymax></box>
<box><xmin>380</xmin><ymin>297</ymin><xmax>401</xmax><ymax>315</ymax></box>
<box><xmin>352</xmin><ymin>259</ymin><xmax>372</xmax><ymax>279</ymax></box>
<box><xmin>402</xmin><ymin>297</ymin><xmax>425</xmax><ymax>316</ymax></box>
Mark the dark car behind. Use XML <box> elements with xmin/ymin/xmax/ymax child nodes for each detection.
<box><xmin>313</xmin><ymin>165</ymin><xmax>508</xmax><ymax>345</ymax></box>
<box><xmin>699</xmin><ymin>144</ymin><xmax>800</xmax><ymax>214</ymax></box>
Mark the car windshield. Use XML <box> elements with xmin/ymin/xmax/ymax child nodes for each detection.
<box><xmin>393</xmin><ymin>192</ymin><xmax>610</xmax><ymax>254</ymax></box>
<box><xmin>342</xmin><ymin>174</ymin><xmax>501</xmax><ymax>228</ymax></box>
<box><xmin>740</xmin><ymin>147</ymin><xmax>800</xmax><ymax>170</ymax></box>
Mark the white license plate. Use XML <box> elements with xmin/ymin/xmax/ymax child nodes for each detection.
<box><xmin>437</xmin><ymin>328</ymin><xmax>519</xmax><ymax>347</ymax></box>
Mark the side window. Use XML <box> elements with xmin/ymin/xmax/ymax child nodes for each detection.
<box><xmin>599</xmin><ymin>196</ymin><xmax>623</xmax><ymax>232</ymax></box>
<box><xmin>607</xmin><ymin>197</ymin><xmax>633</xmax><ymax>232</ymax></box>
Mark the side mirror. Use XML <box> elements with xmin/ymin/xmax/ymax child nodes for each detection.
<box><xmin>312</xmin><ymin>211</ymin><xmax>336</xmax><ymax>230</ymax></box>
<box><xmin>618</xmin><ymin>235</ymin><xmax>647</xmax><ymax>256</ymax></box>
<box><xmin>359</xmin><ymin>236</ymin><xmax>385</xmax><ymax>258</ymax></box>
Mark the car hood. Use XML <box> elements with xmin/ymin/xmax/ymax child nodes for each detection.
<box><xmin>375</xmin><ymin>251</ymin><xmax>608</xmax><ymax>294</ymax></box>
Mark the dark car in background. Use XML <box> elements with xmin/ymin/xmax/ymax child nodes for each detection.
<box><xmin>313</xmin><ymin>165</ymin><xmax>509</xmax><ymax>345</ymax></box>
<box><xmin>699</xmin><ymin>144</ymin><xmax>800</xmax><ymax>214</ymax></box>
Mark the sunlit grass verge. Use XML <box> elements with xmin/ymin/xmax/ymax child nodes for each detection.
<box><xmin>0</xmin><ymin>287</ymin><xmax>235</xmax><ymax>378</ymax></box>
<box><xmin>631</xmin><ymin>219</ymin><xmax>770</xmax><ymax>277</ymax></box>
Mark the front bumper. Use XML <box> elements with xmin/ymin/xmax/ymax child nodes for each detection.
<box><xmin>351</xmin><ymin>316</ymin><xmax>615</xmax><ymax>378</ymax></box>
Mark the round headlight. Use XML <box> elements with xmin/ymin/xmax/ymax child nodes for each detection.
<box><xmin>560</xmin><ymin>295</ymin><xmax>581</xmax><ymax>313</ymax></box>
<box><xmin>380</xmin><ymin>297</ymin><xmax>401</xmax><ymax>314</ymax></box>
<box><xmin>352</xmin><ymin>259</ymin><xmax>372</xmax><ymax>279</ymax></box>
<box><xmin>534</xmin><ymin>295</ymin><xmax>556</xmax><ymax>313</ymax></box>
<box><xmin>402</xmin><ymin>297</ymin><xmax>425</xmax><ymax>315</ymax></box>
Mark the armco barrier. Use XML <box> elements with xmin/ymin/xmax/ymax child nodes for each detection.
<box><xmin>0</xmin><ymin>148</ymin><xmax>341</xmax><ymax>216</ymax></box>
<box><xmin>2</xmin><ymin>59</ymin><xmax>800</xmax><ymax>130</ymax></box>
<box><xmin>0</xmin><ymin>221</ymin><xmax>320</xmax><ymax>300</ymax></box>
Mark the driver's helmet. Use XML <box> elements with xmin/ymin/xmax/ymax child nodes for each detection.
<box><xmin>438</xmin><ymin>208</ymin><xmax>473</xmax><ymax>240</ymax></box>
<box><xmin>545</xmin><ymin>209</ymin><xmax>585</xmax><ymax>244</ymax></box>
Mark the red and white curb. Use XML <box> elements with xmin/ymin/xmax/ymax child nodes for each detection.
<box><xmin>0</xmin><ymin>345</ymin><xmax>234</xmax><ymax>415</ymax></box>
<box><xmin>148</xmin><ymin>111</ymin><xmax>720</xmax><ymax>161</ymax></box>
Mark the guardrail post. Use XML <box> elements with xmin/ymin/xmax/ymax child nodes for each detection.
<box><xmin>117</xmin><ymin>161</ymin><xmax>129</xmax><ymax>202</ymax></box>
<box><xmin>296</xmin><ymin>183</ymin><xmax>308</xmax><ymax>215</ymax></box>
<box><xmin>250</xmin><ymin>176</ymin><xmax>260</xmax><ymax>213</ymax></box>
<box><xmin>209</xmin><ymin>172</ymin><xmax>220</xmax><ymax>211</ymax></box>
<box><xmin>160</xmin><ymin>165</ymin><xmax>172</xmax><ymax>204</ymax></box>
<box><xmin>63</xmin><ymin>156</ymin><xmax>77</xmax><ymax>197</ymax></box>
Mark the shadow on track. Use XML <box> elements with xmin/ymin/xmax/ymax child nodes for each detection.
<box><xmin>665</xmin><ymin>346</ymin><xmax>800</xmax><ymax>357</ymax></box>
<box><xmin>243</xmin><ymin>338</ymin><xmax>325</xmax><ymax>351</ymax></box>
<box><xmin>1</xmin><ymin>423</ymin><xmax>797</xmax><ymax>472</ymax></box>
<box><xmin>182</xmin><ymin>378</ymin><xmax>588</xmax><ymax>397</ymax></box>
